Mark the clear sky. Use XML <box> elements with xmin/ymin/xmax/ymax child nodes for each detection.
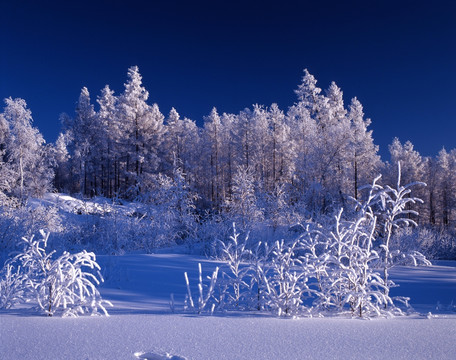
<box><xmin>1</xmin><ymin>0</ymin><xmax>455</xmax><ymax>159</ymax></box>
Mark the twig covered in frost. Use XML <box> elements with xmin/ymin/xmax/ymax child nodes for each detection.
<box><xmin>184</xmin><ymin>263</ymin><xmax>219</xmax><ymax>314</ymax></box>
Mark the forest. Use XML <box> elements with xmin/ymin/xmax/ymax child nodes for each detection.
<box><xmin>0</xmin><ymin>66</ymin><xmax>455</xmax><ymax>261</ymax></box>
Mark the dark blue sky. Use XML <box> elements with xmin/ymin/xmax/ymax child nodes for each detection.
<box><xmin>1</xmin><ymin>0</ymin><xmax>455</xmax><ymax>159</ymax></box>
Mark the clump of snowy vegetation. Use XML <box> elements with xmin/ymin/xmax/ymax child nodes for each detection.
<box><xmin>182</xmin><ymin>168</ymin><xmax>431</xmax><ymax>318</ymax></box>
<box><xmin>0</xmin><ymin>230</ymin><xmax>111</xmax><ymax>316</ymax></box>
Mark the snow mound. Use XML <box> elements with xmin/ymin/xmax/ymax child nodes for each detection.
<box><xmin>134</xmin><ymin>351</ymin><xmax>187</xmax><ymax>360</ymax></box>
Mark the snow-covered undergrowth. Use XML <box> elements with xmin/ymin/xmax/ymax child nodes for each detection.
<box><xmin>0</xmin><ymin>231</ymin><xmax>111</xmax><ymax>316</ymax></box>
<box><xmin>185</xmin><ymin>172</ymin><xmax>432</xmax><ymax>319</ymax></box>
<box><xmin>1</xmin><ymin>253</ymin><xmax>455</xmax><ymax>360</ymax></box>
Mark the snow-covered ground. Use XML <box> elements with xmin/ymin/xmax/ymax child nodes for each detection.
<box><xmin>1</xmin><ymin>254</ymin><xmax>455</xmax><ymax>360</ymax></box>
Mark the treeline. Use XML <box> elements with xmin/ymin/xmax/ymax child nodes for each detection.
<box><xmin>1</xmin><ymin>67</ymin><xmax>456</xmax><ymax>229</ymax></box>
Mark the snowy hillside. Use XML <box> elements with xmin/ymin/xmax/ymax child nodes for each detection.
<box><xmin>2</xmin><ymin>254</ymin><xmax>455</xmax><ymax>360</ymax></box>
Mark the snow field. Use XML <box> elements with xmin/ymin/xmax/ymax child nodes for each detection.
<box><xmin>1</xmin><ymin>254</ymin><xmax>455</xmax><ymax>360</ymax></box>
<box><xmin>2</xmin><ymin>308</ymin><xmax>456</xmax><ymax>359</ymax></box>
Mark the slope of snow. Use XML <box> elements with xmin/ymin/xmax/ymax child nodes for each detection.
<box><xmin>1</xmin><ymin>254</ymin><xmax>455</xmax><ymax>360</ymax></box>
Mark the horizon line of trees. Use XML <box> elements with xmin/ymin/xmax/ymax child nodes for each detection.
<box><xmin>1</xmin><ymin>66</ymin><xmax>455</xmax><ymax>229</ymax></box>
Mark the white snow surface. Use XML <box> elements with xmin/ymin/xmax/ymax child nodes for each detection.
<box><xmin>1</xmin><ymin>253</ymin><xmax>456</xmax><ymax>360</ymax></box>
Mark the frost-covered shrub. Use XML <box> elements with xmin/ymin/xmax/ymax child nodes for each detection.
<box><xmin>264</xmin><ymin>239</ymin><xmax>310</xmax><ymax>317</ymax></box>
<box><xmin>298</xmin><ymin>208</ymin><xmax>394</xmax><ymax>317</ymax></box>
<box><xmin>137</xmin><ymin>166</ymin><xmax>199</xmax><ymax>248</ymax></box>
<box><xmin>3</xmin><ymin>230</ymin><xmax>112</xmax><ymax>316</ymax></box>
<box><xmin>263</xmin><ymin>184</ymin><xmax>305</xmax><ymax>230</ymax></box>
<box><xmin>391</xmin><ymin>226</ymin><xmax>456</xmax><ymax>260</ymax></box>
<box><xmin>224</xmin><ymin>166</ymin><xmax>264</xmax><ymax>232</ymax></box>
<box><xmin>217</xmin><ymin>223</ymin><xmax>251</xmax><ymax>309</ymax></box>
<box><xmin>0</xmin><ymin>202</ymin><xmax>62</xmax><ymax>256</ymax></box>
<box><xmin>374</xmin><ymin>163</ymin><xmax>427</xmax><ymax>299</ymax></box>
<box><xmin>197</xmin><ymin>213</ymin><xmax>234</xmax><ymax>257</ymax></box>
<box><xmin>247</xmin><ymin>240</ymin><xmax>271</xmax><ymax>311</ymax></box>
<box><xmin>0</xmin><ymin>263</ymin><xmax>24</xmax><ymax>309</ymax></box>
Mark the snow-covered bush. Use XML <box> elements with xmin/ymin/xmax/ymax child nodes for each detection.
<box><xmin>217</xmin><ymin>223</ymin><xmax>251</xmax><ymax>309</ymax></box>
<box><xmin>0</xmin><ymin>202</ymin><xmax>62</xmax><ymax>258</ymax></box>
<box><xmin>247</xmin><ymin>240</ymin><xmax>271</xmax><ymax>311</ymax></box>
<box><xmin>375</xmin><ymin>162</ymin><xmax>427</xmax><ymax>299</ymax></box>
<box><xmin>138</xmin><ymin>166</ymin><xmax>199</xmax><ymax>248</ymax></box>
<box><xmin>224</xmin><ymin>166</ymin><xmax>264</xmax><ymax>231</ymax></box>
<box><xmin>0</xmin><ymin>263</ymin><xmax>24</xmax><ymax>309</ymax></box>
<box><xmin>2</xmin><ymin>230</ymin><xmax>112</xmax><ymax>316</ymax></box>
<box><xmin>264</xmin><ymin>239</ymin><xmax>310</xmax><ymax>317</ymax></box>
<box><xmin>391</xmin><ymin>226</ymin><xmax>455</xmax><ymax>260</ymax></box>
<box><xmin>296</xmin><ymin>208</ymin><xmax>400</xmax><ymax>317</ymax></box>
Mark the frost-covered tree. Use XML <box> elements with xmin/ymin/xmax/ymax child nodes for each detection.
<box><xmin>294</xmin><ymin>69</ymin><xmax>325</xmax><ymax>119</ymax></box>
<box><xmin>387</xmin><ymin>138</ymin><xmax>425</xmax><ymax>187</ymax></box>
<box><xmin>118</xmin><ymin>66</ymin><xmax>164</xmax><ymax>194</ymax></box>
<box><xmin>436</xmin><ymin>148</ymin><xmax>456</xmax><ymax>226</ymax></box>
<box><xmin>291</xmin><ymin>71</ymin><xmax>353</xmax><ymax>213</ymax></box>
<box><xmin>96</xmin><ymin>85</ymin><xmax>120</xmax><ymax>197</ymax></box>
<box><xmin>53</xmin><ymin>132</ymin><xmax>71</xmax><ymax>192</ymax></box>
<box><xmin>203</xmin><ymin>107</ymin><xmax>224</xmax><ymax>207</ymax></box>
<box><xmin>1</xmin><ymin>97</ymin><xmax>53</xmax><ymax>200</ymax></box>
<box><xmin>423</xmin><ymin>156</ymin><xmax>439</xmax><ymax>225</ymax></box>
<box><xmin>267</xmin><ymin>103</ymin><xmax>294</xmax><ymax>190</ymax></box>
<box><xmin>66</xmin><ymin>87</ymin><xmax>98</xmax><ymax>195</ymax></box>
<box><xmin>163</xmin><ymin>108</ymin><xmax>201</xmax><ymax>188</ymax></box>
<box><xmin>347</xmin><ymin>97</ymin><xmax>380</xmax><ymax>200</ymax></box>
<box><xmin>386</xmin><ymin>138</ymin><xmax>426</xmax><ymax>223</ymax></box>
<box><xmin>287</xmin><ymin>94</ymin><xmax>317</xmax><ymax>205</ymax></box>
<box><xmin>318</xmin><ymin>82</ymin><xmax>351</xmax><ymax>206</ymax></box>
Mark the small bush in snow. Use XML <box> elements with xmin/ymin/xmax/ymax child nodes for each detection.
<box><xmin>264</xmin><ymin>239</ymin><xmax>310</xmax><ymax>317</ymax></box>
<box><xmin>218</xmin><ymin>223</ymin><xmax>251</xmax><ymax>309</ymax></box>
<box><xmin>0</xmin><ymin>263</ymin><xmax>25</xmax><ymax>309</ymax></box>
<box><xmin>1</xmin><ymin>230</ymin><xmax>112</xmax><ymax>316</ymax></box>
<box><xmin>375</xmin><ymin>162</ymin><xmax>427</xmax><ymax>300</ymax></box>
